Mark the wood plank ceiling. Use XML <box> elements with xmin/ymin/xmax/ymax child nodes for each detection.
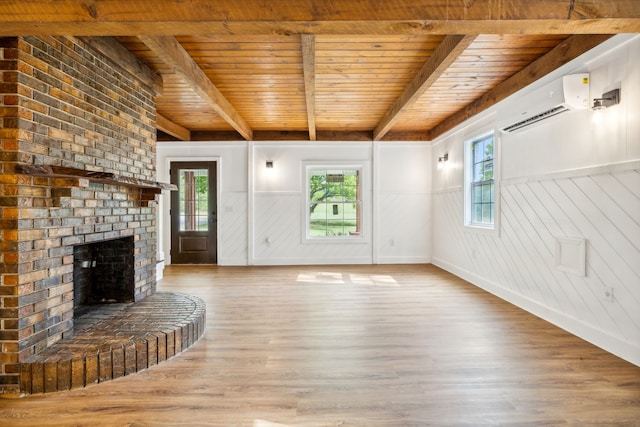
<box><xmin>1</xmin><ymin>0</ymin><xmax>639</xmax><ymax>142</ymax></box>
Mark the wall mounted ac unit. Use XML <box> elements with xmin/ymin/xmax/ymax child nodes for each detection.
<box><xmin>498</xmin><ymin>73</ymin><xmax>590</xmax><ymax>133</ymax></box>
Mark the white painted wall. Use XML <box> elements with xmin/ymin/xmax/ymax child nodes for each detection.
<box><xmin>374</xmin><ymin>142</ymin><xmax>432</xmax><ymax>264</ymax></box>
<box><xmin>157</xmin><ymin>140</ymin><xmax>432</xmax><ymax>266</ymax></box>
<box><xmin>431</xmin><ymin>34</ymin><xmax>640</xmax><ymax>366</ymax></box>
<box><xmin>252</xmin><ymin>141</ymin><xmax>374</xmax><ymax>264</ymax></box>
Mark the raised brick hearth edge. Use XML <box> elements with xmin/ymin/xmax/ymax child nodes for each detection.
<box><xmin>17</xmin><ymin>292</ymin><xmax>206</xmax><ymax>395</ymax></box>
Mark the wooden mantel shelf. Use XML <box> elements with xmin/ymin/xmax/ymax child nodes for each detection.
<box><xmin>16</xmin><ymin>164</ymin><xmax>177</xmax><ymax>193</ymax></box>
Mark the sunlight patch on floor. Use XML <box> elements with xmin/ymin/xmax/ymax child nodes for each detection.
<box><xmin>349</xmin><ymin>274</ymin><xmax>399</xmax><ymax>287</ymax></box>
<box><xmin>253</xmin><ymin>420</ymin><xmax>292</xmax><ymax>427</ymax></box>
<box><xmin>296</xmin><ymin>272</ymin><xmax>398</xmax><ymax>287</ymax></box>
<box><xmin>296</xmin><ymin>271</ymin><xmax>345</xmax><ymax>284</ymax></box>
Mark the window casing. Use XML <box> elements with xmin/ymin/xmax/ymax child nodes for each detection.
<box><xmin>464</xmin><ymin>131</ymin><xmax>499</xmax><ymax>231</ymax></box>
<box><xmin>306</xmin><ymin>167</ymin><xmax>362</xmax><ymax>239</ymax></box>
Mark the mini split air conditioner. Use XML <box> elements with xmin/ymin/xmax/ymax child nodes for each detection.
<box><xmin>498</xmin><ymin>73</ymin><xmax>590</xmax><ymax>133</ymax></box>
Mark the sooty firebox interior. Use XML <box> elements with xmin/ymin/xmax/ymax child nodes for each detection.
<box><xmin>73</xmin><ymin>237</ymin><xmax>135</xmax><ymax>317</ymax></box>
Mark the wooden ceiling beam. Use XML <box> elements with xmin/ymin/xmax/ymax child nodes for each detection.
<box><xmin>301</xmin><ymin>34</ymin><xmax>317</xmax><ymax>141</ymax></box>
<box><xmin>189</xmin><ymin>130</ymin><xmax>379</xmax><ymax>142</ymax></box>
<box><xmin>0</xmin><ymin>0</ymin><xmax>637</xmax><ymax>22</ymax></box>
<box><xmin>0</xmin><ymin>0</ymin><xmax>638</xmax><ymax>36</ymax></box>
<box><xmin>427</xmin><ymin>34</ymin><xmax>613</xmax><ymax>140</ymax></box>
<box><xmin>139</xmin><ymin>35</ymin><xmax>253</xmax><ymax>141</ymax></box>
<box><xmin>374</xmin><ymin>34</ymin><xmax>476</xmax><ymax>141</ymax></box>
<box><xmin>10</xmin><ymin>22</ymin><xmax>640</xmax><ymax>37</ymax></box>
<box><xmin>156</xmin><ymin>113</ymin><xmax>191</xmax><ymax>141</ymax></box>
<box><xmin>2</xmin><ymin>20</ymin><xmax>637</xmax><ymax>37</ymax></box>
<box><xmin>380</xmin><ymin>130</ymin><xmax>430</xmax><ymax>142</ymax></box>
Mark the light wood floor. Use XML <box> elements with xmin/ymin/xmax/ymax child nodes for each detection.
<box><xmin>2</xmin><ymin>264</ymin><xmax>639</xmax><ymax>426</ymax></box>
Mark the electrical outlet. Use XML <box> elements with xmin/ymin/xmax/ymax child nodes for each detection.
<box><xmin>604</xmin><ymin>287</ymin><xmax>614</xmax><ymax>303</ymax></box>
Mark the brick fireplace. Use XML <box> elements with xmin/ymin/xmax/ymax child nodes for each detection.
<box><xmin>0</xmin><ymin>36</ymin><xmax>161</xmax><ymax>395</ymax></box>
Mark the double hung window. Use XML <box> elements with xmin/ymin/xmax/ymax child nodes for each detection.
<box><xmin>465</xmin><ymin>132</ymin><xmax>498</xmax><ymax>230</ymax></box>
<box><xmin>470</xmin><ymin>134</ymin><xmax>495</xmax><ymax>226</ymax></box>
<box><xmin>306</xmin><ymin>167</ymin><xmax>361</xmax><ymax>239</ymax></box>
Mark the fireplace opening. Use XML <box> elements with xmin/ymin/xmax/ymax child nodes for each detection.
<box><xmin>73</xmin><ymin>237</ymin><xmax>135</xmax><ymax>318</ymax></box>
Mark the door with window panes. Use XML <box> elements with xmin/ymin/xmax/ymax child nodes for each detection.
<box><xmin>170</xmin><ymin>162</ymin><xmax>217</xmax><ymax>263</ymax></box>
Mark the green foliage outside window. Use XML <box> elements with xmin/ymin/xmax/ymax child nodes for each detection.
<box><xmin>179</xmin><ymin>169</ymin><xmax>209</xmax><ymax>231</ymax></box>
<box><xmin>308</xmin><ymin>169</ymin><xmax>360</xmax><ymax>237</ymax></box>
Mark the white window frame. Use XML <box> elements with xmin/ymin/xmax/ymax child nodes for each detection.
<box><xmin>302</xmin><ymin>162</ymin><xmax>365</xmax><ymax>244</ymax></box>
<box><xmin>464</xmin><ymin>129</ymin><xmax>500</xmax><ymax>234</ymax></box>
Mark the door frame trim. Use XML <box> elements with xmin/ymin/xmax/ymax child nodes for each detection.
<box><xmin>161</xmin><ymin>156</ymin><xmax>221</xmax><ymax>266</ymax></box>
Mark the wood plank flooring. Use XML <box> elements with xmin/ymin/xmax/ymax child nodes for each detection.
<box><xmin>1</xmin><ymin>264</ymin><xmax>639</xmax><ymax>426</ymax></box>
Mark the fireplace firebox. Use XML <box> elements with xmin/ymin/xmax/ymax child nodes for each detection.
<box><xmin>73</xmin><ymin>237</ymin><xmax>135</xmax><ymax>317</ymax></box>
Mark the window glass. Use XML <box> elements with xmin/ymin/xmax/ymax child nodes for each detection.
<box><xmin>308</xmin><ymin>168</ymin><xmax>361</xmax><ymax>238</ymax></box>
<box><xmin>179</xmin><ymin>169</ymin><xmax>209</xmax><ymax>231</ymax></box>
<box><xmin>470</xmin><ymin>134</ymin><xmax>495</xmax><ymax>226</ymax></box>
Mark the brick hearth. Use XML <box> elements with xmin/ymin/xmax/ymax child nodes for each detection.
<box><xmin>20</xmin><ymin>292</ymin><xmax>205</xmax><ymax>394</ymax></box>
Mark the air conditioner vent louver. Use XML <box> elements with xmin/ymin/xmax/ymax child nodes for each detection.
<box><xmin>500</xmin><ymin>105</ymin><xmax>569</xmax><ymax>133</ymax></box>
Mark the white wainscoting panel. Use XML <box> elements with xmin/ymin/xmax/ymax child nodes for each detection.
<box><xmin>253</xmin><ymin>192</ymin><xmax>373</xmax><ymax>265</ymax></box>
<box><xmin>376</xmin><ymin>192</ymin><xmax>431</xmax><ymax>263</ymax></box>
<box><xmin>433</xmin><ymin>166</ymin><xmax>640</xmax><ymax>365</ymax></box>
<box><xmin>218</xmin><ymin>191</ymin><xmax>248</xmax><ymax>265</ymax></box>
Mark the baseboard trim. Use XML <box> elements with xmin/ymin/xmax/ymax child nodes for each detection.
<box><xmin>218</xmin><ymin>257</ymin><xmax>249</xmax><ymax>266</ymax></box>
<box><xmin>251</xmin><ymin>257</ymin><xmax>372</xmax><ymax>266</ymax></box>
<box><xmin>432</xmin><ymin>257</ymin><xmax>640</xmax><ymax>367</ymax></box>
<box><xmin>375</xmin><ymin>255</ymin><xmax>431</xmax><ymax>264</ymax></box>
